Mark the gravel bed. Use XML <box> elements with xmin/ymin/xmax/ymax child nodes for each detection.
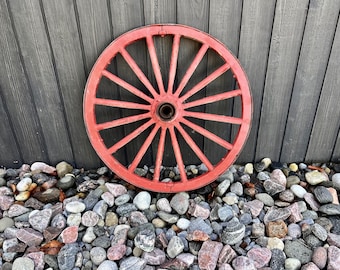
<box><xmin>1</xmin><ymin>159</ymin><xmax>340</xmax><ymax>269</ymax></box>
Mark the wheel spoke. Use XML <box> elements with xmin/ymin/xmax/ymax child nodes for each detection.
<box><xmin>174</xmin><ymin>43</ymin><xmax>209</xmax><ymax>97</ymax></box>
<box><xmin>179</xmin><ymin>62</ymin><xmax>230</xmax><ymax>102</ymax></box>
<box><xmin>154</xmin><ymin>126</ymin><xmax>167</xmax><ymax>181</ymax></box>
<box><xmin>175</xmin><ymin>123</ymin><xmax>214</xmax><ymax>171</ymax></box>
<box><xmin>96</xmin><ymin>112</ymin><xmax>151</xmax><ymax>131</ymax></box>
<box><xmin>95</xmin><ymin>98</ymin><xmax>151</xmax><ymax>110</ymax></box>
<box><xmin>146</xmin><ymin>35</ymin><xmax>165</xmax><ymax>95</ymax></box>
<box><xmin>128</xmin><ymin>124</ymin><xmax>160</xmax><ymax>173</ymax></box>
<box><xmin>169</xmin><ymin>126</ymin><xmax>187</xmax><ymax>182</ymax></box>
<box><xmin>119</xmin><ymin>48</ymin><xmax>159</xmax><ymax>98</ymax></box>
<box><xmin>181</xmin><ymin>118</ymin><xmax>233</xmax><ymax>150</ymax></box>
<box><xmin>183</xmin><ymin>89</ymin><xmax>242</xmax><ymax>109</ymax></box>
<box><xmin>102</xmin><ymin>70</ymin><xmax>153</xmax><ymax>103</ymax></box>
<box><xmin>108</xmin><ymin>119</ymin><xmax>154</xmax><ymax>154</ymax></box>
<box><xmin>184</xmin><ymin>111</ymin><xmax>243</xmax><ymax>125</ymax></box>
<box><xmin>167</xmin><ymin>34</ymin><xmax>181</xmax><ymax>94</ymax></box>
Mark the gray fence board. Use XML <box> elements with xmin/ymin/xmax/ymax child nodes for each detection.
<box><xmin>9</xmin><ymin>0</ymin><xmax>74</xmax><ymax>165</ymax></box>
<box><xmin>0</xmin><ymin>92</ymin><xmax>21</xmax><ymax>166</ymax></box>
<box><xmin>0</xmin><ymin>1</ymin><xmax>47</xmax><ymax>164</ymax></box>
<box><xmin>237</xmin><ymin>0</ymin><xmax>276</xmax><ymax>163</ymax></box>
<box><xmin>306</xmin><ymin>18</ymin><xmax>340</xmax><ymax>162</ymax></box>
<box><xmin>256</xmin><ymin>0</ymin><xmax>309</xmax><ymax>161</ymax></box>
<box><xmin>0</xmin><ymin>0</ymin><xmax>340</xmax><ymax>168</ymax></box>
<box><xmin>205</xmin><ymin>0</ymin><xmax>242</xmax><ymax>164</ymax></box>
<box><xmin>281</xmin><ymin>0</ymin><xmax>340</xmax><ymax>162</ymax></box>
<box><xmin>42</xmin><ymin>0</ymin><xmax>100</xmax><ymax>168</ymax></box>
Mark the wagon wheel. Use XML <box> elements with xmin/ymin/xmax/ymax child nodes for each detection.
<box><xmin>84</xmin><ymin>24</ymin><xmax>252</xmax><ymax>193</ymax></box>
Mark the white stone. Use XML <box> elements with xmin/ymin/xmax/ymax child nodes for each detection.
<box><xmin>290</xmin><ymin>184</ymin><xmax>307</xmax><ymax>198</ymax></box>
<box><xmin>244</xmin><ymin>163</ymin><xmax>254</xmax><ymax>174</ymax></box>
<box><xmin>67</xmin><ymin>213</ymin><xmax>82</xmax><ymax>226</ymax></box>
<box><xmin>65</xmin><ymin>201</ymin><xmax>86</xmax><ymax>213</ymax></box>
<box><xmin>285</xmin><ymin>258</ymin><xmax>301</xmax><ymax>270</ymax></box>
<box><xmin>12</xmin><ymin>257</ymin><xmax>35</xmax><ymax>270</ymax></box>
<box><xmin>82</xmin><ymin>226</ymin><xmax>96</xmax><ymax>243</ymax></box>
<box><xmin>222</xmin><ymin>192</ymin><xmax>238</xmax><ymax>205</ymax></box>
<box><xmin>177</xmin><ymin>218</ymin><xmax>191</xmax><ymax>230</ymax></box>
<box><xmin>16</xmin><ymin>177</ymin><xmax>32</xmax><ymax>192</ymax></box>
<box><xmin>267</xmin><ymin>237</ymin><xmax>284</xmax><ymax>250</ymax></box>
<box><xmin>133</xmin><ymin>191</ymin><xmax>151</xmax><ymax>210</ymax></box>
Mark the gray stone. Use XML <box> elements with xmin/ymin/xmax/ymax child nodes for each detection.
<box><xmin>230</xmin><ymin>182</ymin><xmax>243</xmax><ymax>196</ymax></box>
<box><xmin>115</xmin><ymin>194</ymin><xmax>131</xmax><ymax>206</ymax></box>
<box><xmin>284</xmin><ymin>240</ymin><xmax>313</xmax><ymax>264</ymax></box>
<box><xmin>57</xmin><ymin>174</ymin><xmax>75</xmax><ymax>190</ymax></box>
<box><xmin>167</xmin><ymin>236</ymin><xmax>184</xmax><ymax>258</ymax></box>
<box><xmin>217</xmin><ymin>206</ymin><xmax>234</xmax><ymax>221</ymax></box>
<box><xmin>93</xmin><ymin>200</ymin><xmax>108</xmax><ymax>219</ymax></box>
<box><xmin>170</xmin><ymin>192</ymin><xmax>189</xmax><ymax>214</ymax></box>
<box><xmin>158</xmin><ymin>211</ymin><xmax>179</xmax><ymax>224</ymax></box>
<box><xmin>221</xmin><ymin>218</ymin><xmax>245</xmax><ymax>245</ymax></box>
<box><xmin>314</xmin><ymin>186</ymin><xmax>333</xmax><ymax>204</ymax></box>
<box><xmin>0</xmin><ymin>217</ymin><xmax>15</xmax><ymax>232</ymax></box>
<box><xmin>57</xmin><ymin>243</ymin><xmax>79</xmax><ymax>270</ymax></box>
<box><xmin>134</xmin><ymin>229</ymin><xmax>155</xmax><ymax>252</ymax></box>
<box><xmin>90</xmin><ymin>246</ymin><xmax>106</xmax><ymax>265</ymax></box>
<box><xmin>311</xmin><ymin>223</ymin><xmax>327</xmax><ymax>241</ymax></box>
<box><xmin>188</xmin><ymin>217</ymin><xmax>213</xmax><ymax>235</ymax></box>
<box><xmin>116</xmin><ymin>203</ymin><xmax>138</xmax><ymax>217</ymax></box>
<box><xmin>255</xmin><ymin>193</ymin><xmax>275</xmax><ymax>207</ymax></box>
<box><xmin>319</xmin><ymin>204</ymin><xmax>340</xmax><ymax>215</ymax></box>
<box><xmin>119</xmin><ymin>257</ymin><xmax>146</xmax><ymax>270</ymax></box>
<box><xmin>142</xmin><ymin>248</ymin><xmax>166</xmax><ymax>265</ymax></box>
<box><xmin>216</xmin><ymin>179</ymin><xmax>231</xmax><ymax>196</ymax></box>
<box><xmin>97</xmin><ymin>260</ymin><xmax>118</xmax><ymax>270</ymax></box>
<box><xmin>270</xmin><ymin>248</ymin><xmax>286</xmax><ymax>270</ymax></box>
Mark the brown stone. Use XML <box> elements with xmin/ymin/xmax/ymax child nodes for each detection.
<box><xmin>266</xmin><ymin>220</ymin><xmax>288</xmax><ymax>238</ymax></box>
<box><xmin>32</xmin><ymin>188</ymin><xmax>60</xmax><ymax>203</ymax></box>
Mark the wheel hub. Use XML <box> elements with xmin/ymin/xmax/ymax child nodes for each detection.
<box><xmin>157</xmin><ymin>102</ymin><xmax>176</xmax><ymax>121</ymax></box>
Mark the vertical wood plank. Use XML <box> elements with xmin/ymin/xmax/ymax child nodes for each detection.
<box><xmin>109</xmin><ymin>0</ymin><xmax>152</xmax><ymax>166</ymax></box>
<box><xmin>177</xmin><ymin>0</ymin><xmax>209</xmax><ymax>165</ymax></box>
<box><xmin>0</xmin><ymin>90</ymin><xmax>22</xmax><ymax>167</ymax></box>
<box><xmin>205</xmin><ymin>0</ymin><xmax>243</xmax><ymax>164</ymax></box>
<box><xmin>9</xmin><ymin>0</ymin><xmax>74</xmax><ymax>165</ymax></box>
<box><xmin>306</xmin><ymin>18</ymin><xmax>340</xmax><ymax>162</ymax></box>
<box><xmin>75</xmin><ymin>0</ymin><xmax>127</xmax><ymax>164</ymax></box>
<box><xmin>255</xmin><ymin>0</ymin><xmax>309</xmax><ymax>161</ymax></box>
<box><xmin>42</xmin><ymin>0</ymin><xmax>100</xmax><ymax>168</ymax></box>
<box><xmin>281</xmin><ymin>0</ymin><xmax>340</xmax><ymax>162</ymax></box>
<box><xmin>0</xmin><ymin>0</ymin><xmax>47</xmax><ymax>164</ymax></box>
<box><xmin>143</xmin><ymin>0</ymin><xmax>176</xmax><ymax>24</ymax></box>
<box><xmin>236</xmin><ymin>0</ymin><xmax>276</xmax><ymax>163</ymax></box>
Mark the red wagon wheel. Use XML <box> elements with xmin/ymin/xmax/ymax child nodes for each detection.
<box><xmin>84</xmin><ymin>24</ymin><xmax>252</xmax><ymax>193</ymax></box>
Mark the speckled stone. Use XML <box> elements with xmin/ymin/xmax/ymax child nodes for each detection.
<box><xmin>312</xmin><ymin>246</ymin><xmax>327</xmax><ymax>269</ymax></box>
<box><xmin>328</xmin><ymin>245</ymin><xmax>340</xmax><ymax>270</ymax></box>
<box><xmin>198</xmin><ymin>240</ymin><xmax>223</xmax><ymax>270</ymax></box>
<box><xmin>266</xmin><ymin>220</ymin><xmax>288</xmax><ymax>238</ymax></box>
<box><xmin>232</xmin><ymin>256</ymin><xmax>256</xmax><ymax>270</ymax></box>
<box><xmin>167</xmin><ymin>236</ymin><xmax>184</xmax><ymax>258</ymax></box>
<box><xmin>170</xmin><ymin>192</ymin><xmax>189</xmax><ymax>215</ymax></box>
<box><xmin>247</xmin><ymin>247</ymin><xmax>271</xmax><ymax>268</ymax></box>
<box><xmin>81</xmin><ymin>211</ymin><xmax>99</xmax><ymax>227</ymax></box>
<box><xmin>284</xmin><ymin>240</ymin><xmax>312</xmax><ymax>264</ymax></box>
<box><xmin>12</xmin><ymin>257</ymin><xmax>35</xmax><ymax>270</ymax></box>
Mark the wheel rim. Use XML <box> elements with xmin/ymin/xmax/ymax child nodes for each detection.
<box><xmin>84</xmin><ymin>24</ymin><xmax>252</xmax><ymax>193</ymax></box>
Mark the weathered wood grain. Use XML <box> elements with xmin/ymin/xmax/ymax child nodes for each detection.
<box><xmin>281</xmin><ymin>0</ymin><xmax>340</xmax><ymax>162</ymax></box>
<box><xmin>0</xmin><ymin>89</ymin><xmax>22</xmax><ymax>167</ymax></box>
<box><xmin>42</xmin><ymin>0</ymin><xmax>100</xmax><ymax>168</ymax></box>
<box><xmin>109</xmin><ymin>0</ymin><xmax>152</xmax><ymax>166</ymax></box>
<box><xmin>236</xmin><ymin>0</ymin><xmax>276</xmax><ymax>163</ymax></box>
<box><xmin>306</xmin><ymin>18</ymin><xmax>340</xmax><ymax>162</ymax></box>
<box><xmin>255</xmin><ymin>0</ymin><xmax>309</xmax><ymax>161</ymax></box>
<box><xmin>205</xmin><ymin>0</ymin><xmax>242</xmax><ymax>164</ymax></box>
<box><xmin>9</xmin><ymin>0</ymin><xmax>74</xmax><ymax>165</ymax></box>
<box><xmin>176</xmin><ymin>0</ymin><xmax>209</xmax><ymax>165</ymax></box>
<box><xmin>0</xmin><ymin>0</ymin><xmax>47</xmax><ymax>164</ymax></box>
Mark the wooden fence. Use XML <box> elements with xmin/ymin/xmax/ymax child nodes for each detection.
<box><xmin>0</xmin><ymin>0</ymin><xmax>339</xmax><ymax>169</ymax></box>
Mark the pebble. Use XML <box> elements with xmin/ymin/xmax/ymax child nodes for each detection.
<box><xmin>119</xmin><ymin>257</ymin><xmax>146</xmax><ymax>270</ymax></box>
<box><xmin>81</xmin><ymin>211</ymin><xmax>99</xmax><ymax>227</ymax></box>
<box><xmin>0</xmin><ymin>217</ymin><xmax>15</xmax><ymax>232</ymax></box>
<box><xmin>266</xmin><ymin>220</ymin><xmax>288</xmax><ymax>238</ymax></box>
<box><xmin>97</xmin><ymin>260</ymin><xmax>118</xmax><ymax>270</ymax></box>
<box><xmin>156</xmin><ymin>197</ymin><xmax>172</xmax><ymax>212</ymax></box>
<box><xmin>255</xmin><ymin>193</ymin><xmax>275</xmax><ymax>206</ymax></box>
<box><xmin>290</xmin><ymin>184</ymin><xmax>307</xmax><ymax>198</ymax></box>
<box><xmin>318</xmin><ymin>203</ymin><xmax>340</xmax><ymax>215</ymax></box>
<box><xmin>133</xmin><ymin>191</ymin><xmax>151</xmax><ymax>210</ymax></box>
<box><xmin>312</xmin><ymin>246</ymin><xmax>327</xmax><ymax>269</ymax></box>
<box><xmin>216</xmin><ymin>179</ymin><xmax>231</xmax><ymax>196</ymax></box>
<box><xmin>232</xmin><ymin>256</ymin><xmax>256</xmax><ymax>270</ymax></box>
<box><xmin>142</xmin><ymin>247</ymin><xmax>166</xmax><ymax>265</ymax></box>
<box><xmin>31</xmin><ymin>162</ymin><xmax>56</xmax><ymax>174</ymax></box>
<box><xmin>270</xmin><ymin>248</ymin><xmax>286</xmax><ymax>270</ymax></box>
<box><xmin>12</xmin><ymin>257</ymin><xmax>35</xmax><ymax>270</ymax></box>
<box><xmin>284</xmin><ymin>240</ymin><xmax>313</xmax><ymax>264</ymax></box>
<box><xmin>221</xmin><ymin>218</ymin><xmax>245</xmax><ymax>245</ymax></box>
<box><xmin>167</xmin><ymin>236</ymin><xmax>184</xmax><ymax>258</ymax></box>
<box><xmin>105</xmin><ymin>183</ymin><xmax>127</xmax><ymax>197</ymax></box>
<box><xmin>247</xmin><ymin>247</ymin><xmax>271</xmax><ymax>268</ymax></box>
<box><xmin>328</xmin><ymin>245</ymin><xmax>340</xmax><ymax>270</ymax></box>
<box><xmin>314</xmin><ymin>185</ymin><xmax>333</xmax><ymax>204</ymax></box>
<box><xmin>90</xmin><ymin>246</ymin><xmax>107</xmax><ymax>265</ymax></box>
<box><xmin>56</xmin><ymin>161</ymin><xmax>73</xmax><ymax>178</ymax></box>
<box><xmin>285</xmin><ymin>258</ymin><xmax>301</xmax><ymax>270</ymax></box>
<box><xmin>267</xmin><ymin>237</ymin><xmax>284</xmax><ymax>250</ymax></box>
<box><xmin>305</xmin><ymin>170</ymin><xmax>328</xmax><ymax>185</ymax></box>
<box><xmin>198</xmin><ymin>240</ymin><xmax>223</xmax><ymax>269</ymax></box>
<box><xmin>170</xmin><ymin>192</ymin><xmax>189</xmax><ymax>214</ymax></box>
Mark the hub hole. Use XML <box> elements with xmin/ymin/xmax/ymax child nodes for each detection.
<box><xmin>158</xmin><ymin>103</ymin><xmax>176</xmax><ymax>121</ymax></box>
